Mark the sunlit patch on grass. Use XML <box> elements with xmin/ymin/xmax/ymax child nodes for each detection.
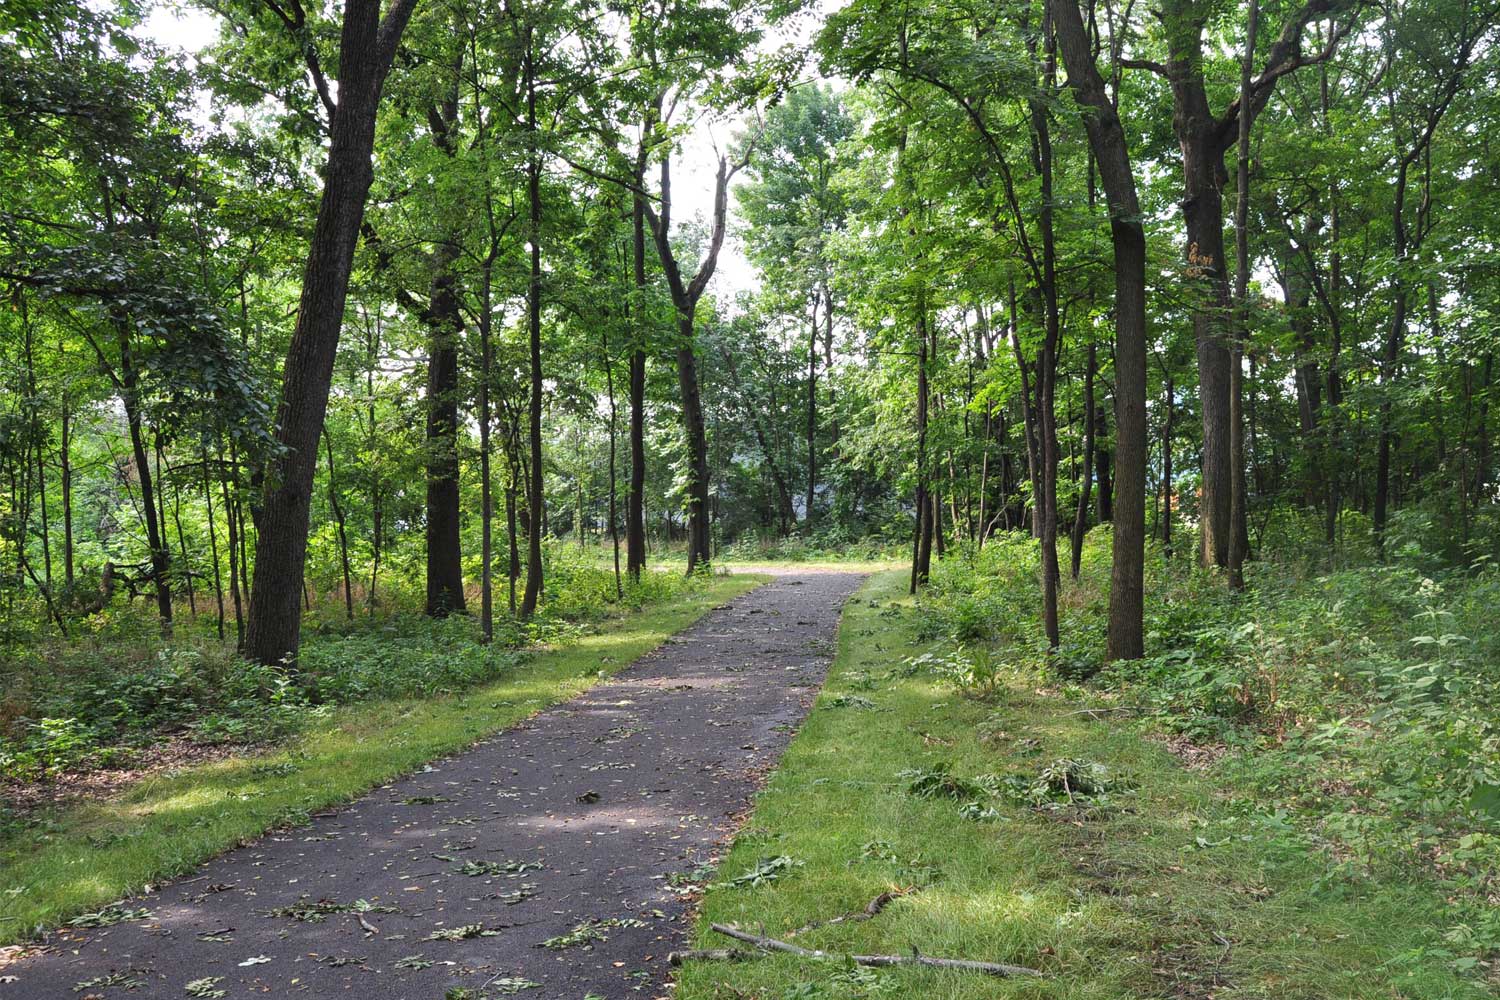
<box><xmin>675</xmin><ymin>570</ymin><xmax>1491</xmax><ymax>1000</ymax></box>
<box><xmin>0</xmin><ymin>575</ymin><xmax>764</xmax><ymax>943</ymax></box>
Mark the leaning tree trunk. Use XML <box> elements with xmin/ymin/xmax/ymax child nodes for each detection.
<box><xmin>244</xmin><ymin>0</ymin><xmax>417</xmax><ymax>665</ymax></box>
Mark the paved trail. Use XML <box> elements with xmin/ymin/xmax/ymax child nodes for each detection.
<box><xmin>3</xmin><ymin>570</ymin><xmax>864</xmax><ymax>1000</ymax></box>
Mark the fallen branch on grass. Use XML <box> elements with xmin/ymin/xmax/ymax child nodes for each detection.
<box><xmin>788</xmin><ymin>887</ymin><xmax>915</xmax><ymax>937</ymax></box>
<box><xmin>670</xmin><ymin>922</ymin><xmax>1043</xmax><ymax>978</ymax></box>
<box><xmin>1065</xmin><ymin>706</ymin><xmax>1147</xmax><ymax>718</ymax></box>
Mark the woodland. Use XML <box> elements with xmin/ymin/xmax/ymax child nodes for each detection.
<box><xmin>2</xmin><ymin>0</ymin><xmax>1500</xmax><ymax>993</ymax></box>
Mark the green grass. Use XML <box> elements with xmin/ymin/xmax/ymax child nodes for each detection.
<box><xmin>676</xmin><ymin>569</ymin><xmax>1487</xmax><ymax>1000</ymax></box>
<box><xmin>0</xmin><ymin>573</ymin><xmax>763</xmax><ymax>944</ymax></box>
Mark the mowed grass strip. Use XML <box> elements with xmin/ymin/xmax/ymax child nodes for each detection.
<box><xmin>0</xmin><ymin>573</ymin><xmax>763</xmax><ymax>944</ymax></box>
<box><xmin>677</xmin><ymin>569</ymin><xmax>1485</xmax><ymax>1000</ymax></box>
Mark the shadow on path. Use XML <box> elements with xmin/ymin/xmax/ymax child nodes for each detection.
<box><xmin>2</xmin><ymin>570</ymin><xmax>864</xmax><ymax>1000</ymax></box>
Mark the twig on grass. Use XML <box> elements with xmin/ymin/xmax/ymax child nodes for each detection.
<box><xmin>675</xmin><ymin>922</ymin><xmax>1043</xmax><ymax>978</ymax></box>
<box><xmin>787</xmin><ymin>887</ymin><xmax>915</xmax><ymax>937</ymax></box>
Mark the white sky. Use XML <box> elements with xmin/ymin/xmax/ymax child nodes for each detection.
<box><xmin>140</xmin><ymin>2</ymin><xmax>841</xmax><ymax>300</ymax></box>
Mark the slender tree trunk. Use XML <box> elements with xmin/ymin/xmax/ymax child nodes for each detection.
<box><xmin>1227</xmin><ymin>0</ymin><xmax>1258</xmax><ymax>590</ymax></box>
<box><xmin>323</xmin><ymin>429</ymin><xmax>355</xmax><ymax>620</ymax></box>
<box><xmin>520</xmin><ymin>29</ymin><xmax>546</xmax><ymax>616</ymax></box>
<box><xmin>805</xmin><ymin>296</ymin><xmax>818</xmax><ymax>532</ymax></box>
<box><xmin>1162</xmin><ymin>372</ymin><xmax>1174</xmax><ymax>558</ymax></box>
<box><xmin>218</xmin><ymin>441</ymin><xmax>243</xmax><ymax>646</ymax></box>
<box><xmin>163</xmin><ymin>444</ymin><xmax>196</xmax><ymax>616</ymax></box>
<box><xmin>911</xmin><ymin>295</ymin><xmax>933</xmax><ymax>591</ymax></box>
<box><xmin>200</xmin><ymin>444</ymin><xmax>226</xmax><ymax>640</ymax></box>
<box><xmin>60</xmin><ymin>406</ymin><xmax>74</xmax><ymax>593</ymax></box>
<box><xmin>627</xmin><ymin>195</ymin><xmax>648</xmax><ymax>583</ymax></box>
<box><xmin>1070</xmin><ymin>340</ymin><xmax>1097</xmax><ymax>578</ymax></box>
<box><xmin>478</xmin><ymin>270</ymin><xmax>495</xmax><ymax>642</ymax></box>
<box><xmin>1032</xmin><ymin>23</ymin><xmax>1061</xmax><ymax>653</ymax></box>
<box><xmin>119</xmin><ymin>325</ymin><xmax>173</xmax><ymax>635</ymax></box>
<box><xmin>1374</xmin><ymin>158</ymin><xmax>1411</xmax><ymax>554</ymax></box>
<box><xmin>1052</xmin><ymin>0</ymin><xmax>1147</xmax><ymax>660</ymax></box>
<box><xmin>604</xmin><ymin>329</ymin><xmax>622</xmax><ymax>600</ymax></box>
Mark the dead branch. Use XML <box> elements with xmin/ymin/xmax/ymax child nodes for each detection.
<box><xmin>788</xmin><ymin>887</ymin><xmax>915</xmax><ymax>937</ymax></box>
<box><xmin>700</xmin><ymin>922</ymin><xmax>1043</xmax><ymax>978</ymax></box>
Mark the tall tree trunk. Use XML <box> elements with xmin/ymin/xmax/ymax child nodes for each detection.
<box><xmin>424</xmin><ymin>240</ymin><xmax>467</xmax><ymax>616</ymax></box>
<box><xmin>1227</xmin><ymin>0</ymin><xmax>1258</xmax><ymax>591</ymax></box>
<box><xmin>641</xmin><ymin>150</ymin><xmax>740</xmax><ymax>574</ymax></box>
<box><xmin>627</xmin><ymin>196</ymin><xmax>648</xmax><ymax>583</ymax></box>
<box><xmin>1070</xmin><ymin>341</ymin><xmax>1097</xmax><ymax>578</ymax></box>
<box><xmin>604</xmin><ymin>329</ymin><xmax>622</xmax><ymax>600</ymax></box>
<box><xmin>1032</xmin><ymin>20</ymin><xmax>1061</xmax><ymax>653</ymax></box>
<box><xmin>1053</xmin><ymin>0</ymin><xmax>1147</xmax><ymax>660</ymax></box>
<box><xmin>675</xmin><ymin>319</ymin><xmax>712</xmax><ymax>570</ymax></box>
<box><xmin>478</xmin><ymin>268</ymin><xmax>495</xmax><ymax>641</ymax></box>
<box><xmin>201</xmin><ymin>443</ymin><xmax>226</xmax><ymax>641</ymax></box>
<box><xmin>119</xmin><ymin>323</ymin><xmax>173</xmax><ymax>635</ymax></box>
<box><xmin>244</xmin><ymin>0</ymin><xmax>417</xmax><ymax>665</ymax></box>
<box><xmin>805</xmin><ymin>295</ymin><xmax>818</xmax><ymax>532</ymax></box>
<box><xmin>60</xmin><ymin>406</ymin><xmax>74</xmax><ymax>593</ymax></box>
<box><xmin>218</xmin><ymin>440</ymin><xmax>243</xmax><ymax>646</ymax></box>
<box><xmin>520</xmin><ymin>29</ymin><xmax>545</xmax><ymax>617</ymax></box>
<box><xmin>911</xmin><ymin>294</ymin><xmax>932</xmax><ymax>592</ymax></box>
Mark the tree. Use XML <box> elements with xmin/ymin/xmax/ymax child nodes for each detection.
<box><xmin>244</xmin><ymin>0</ymin><xmax>418</xmax><ymax>665</ymax></box>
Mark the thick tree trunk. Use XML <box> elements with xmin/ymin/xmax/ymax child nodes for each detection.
<box><xmin>641</xmin><ymin>150</ymin><xmax>738</xmax><ymax>574</ymax></box>
<box><xmin>424</xmin><ymin>241</ymin><xmax>466</xmax><ymax>616</ymax></box>
<box><xmin>244</xmin><ymin>0</ymin><xmax>416</xmax><ymax>665</ymax></box>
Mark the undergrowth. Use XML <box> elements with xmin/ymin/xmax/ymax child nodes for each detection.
<box><xmin>917</xmin><ymin>524</ymin><xmax>1500</xmax><ymax>976</ymax></box>
<box><xmin>0</xmin><ymin>542</ymin><xmax>697</xmax><ymax>787</ymax></box>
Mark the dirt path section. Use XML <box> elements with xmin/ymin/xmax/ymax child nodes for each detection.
<box><xmin>0</xmin><ymin>570</ymin><xmax>864</xmax><ymax>1000</ymax></box>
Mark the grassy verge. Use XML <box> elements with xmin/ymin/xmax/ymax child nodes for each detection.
<box><xmin>676</xmin><ymin>569</ymin><xmax>1486</xmax><ymax>1000</ymax></box>
<box><xmin>0</xmin><ymin>573</ymin><xmax>762</xmax><ymax>944</ymax></box>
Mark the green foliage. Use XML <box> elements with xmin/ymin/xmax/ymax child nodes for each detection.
<box><xmin>0</xmin><ymin>546</ymin><xmax>704</xmax><ymax>784</ymax></box>
<box><xmin>917</xmin><ymin>528</ymin><xmax>1500</xmax><ymax>972</ymax></box>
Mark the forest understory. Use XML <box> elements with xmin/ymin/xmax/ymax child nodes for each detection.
<box><xmin>4</xmin><ymin>0</ymin><xmax>1500</xmax><ymax>993</ymax></box>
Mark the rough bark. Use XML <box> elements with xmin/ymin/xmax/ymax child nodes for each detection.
<box><xmin>244</xmin><ymin>0</ymin><xmax>418</xmax><ymax>665</ymax></box>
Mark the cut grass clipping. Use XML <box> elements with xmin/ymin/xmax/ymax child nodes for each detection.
<box><xmin>0</xmin><ymin>573</ymin><xmax>762</xmax><ymax>943</ymax></box>
<box><xmin>673</xmin><ymin>569</ymin><xmax>1490</xmax><ymax>1000</ymax></box>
